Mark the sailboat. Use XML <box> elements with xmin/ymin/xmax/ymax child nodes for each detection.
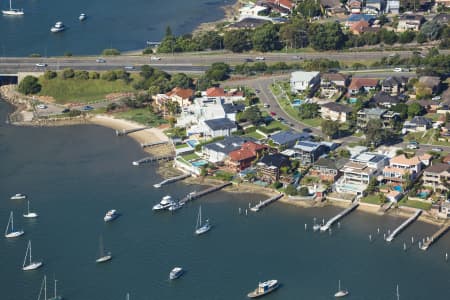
<box><xmin>37</xmin><ymin>276</ymin><xmax>47</xmax><ymax>300</ymax></box>
<box><xmin>95</xmin><ymin>236</ymin><xmax>112</xmax><ymax>263</ymax></box>
<box><xmin>5</xmin><ymin>211</ymin><xmax>24</xmax><ymax>238</ymax></box>
<box><xmin>2</xmin><ymin>0</ymin><xmax>24</xmax><ymax>15</ymax></box>
<box><xmin>48</xmin><ymin>278</ymin><xmax>63</xmax><ymax>300</ymax></box>
<box><xmin>23</xmin><ymin>201</ymin><xmax>39</xmax><ymax>218</ymax></box>
<box><xmin>334</xmin><ymin>280</ymin><xmax>349</xmax><ymax>298</ymax></box>
<box><xmin>194</xmin><ymin>206</ymin><xmax>211</xmax><ymax>235</ymax></box>
<box><xmin>396</xmin><ymin>284</ymin><xmax>400</xmax><ymax>300</ymax></box>
<box><xmin>22</xmin><ymin>240</ymin><xmax>43</xmax><ymax>271</ymax></box>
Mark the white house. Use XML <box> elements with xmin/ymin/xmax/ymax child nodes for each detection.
<box><xmin>290</xmin><ymin>71</ymin><xmax>321</xmax><ymax>93</ymax></box>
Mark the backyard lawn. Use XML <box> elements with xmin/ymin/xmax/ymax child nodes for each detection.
<box><xmin>399</xmin><ymin>198</ymin><xmax>432</xmax><ymax>210</ymax></box>
<box><xmin>113</xmin><ymin>108</ymin><xmax>166</xmax><ymax>127</ymax></box>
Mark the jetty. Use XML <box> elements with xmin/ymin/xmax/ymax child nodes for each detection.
<box><xmin>132</xmin><ymin>155</ymin><xmax>175</xmax><ymax>166</ymax></box>
<box><xmin>250</xmin><ymin>194</ymin><xmax>284</xmax><ymax>212</ymax></box>
<box><xmin>320</xmin><ymin>201</ymin><xmax>359</xmax><ymax>232</ymax></box>
<box><xmin>420</xmin><ymin>224</ymin><xmax>450</xmax><ymax>251</ymax></box>
<box><xmin>386</xmin><ymin>209</ymin><xmax>422</xmax><ymax>242</ymax></box>
<box><xmin>141</xmin><ymin>141</ymin><xmax>169</xmax><ymax>148</ymax></box>
<box><xmin>179</xmin><ymin>182</ymin><xmax>231</xmax><ymax>204</ymax></box>
<box><xmin>116</xmin><ymin>127</ymin><xmax>149</xmax><ymax>136</ymax></box>
<box><xmin>154</xmin><ymin>173</ymin><xmax>191</xmax><ymax>188</ymax></box>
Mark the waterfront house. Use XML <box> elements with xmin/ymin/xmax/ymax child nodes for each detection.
<box><xmin>263</xmin><ymin>0</ymin><xmax>295</xmax><ymax>13</ymax></box>
<box><xmin>320</xmin><ymin>102</ymin><xmax>353</xmax><ymax>123</ymax></box>
<box><xmin>422</xmin><ymin>163</ymin><xmax>450</xmax><ymax>191</ymax></box>
<box><xmin>202</xmin><ymin>118</ymin><xmax>237</xmax><ymax>138</ymax></box>
<box><xmin>257</xmin><ymin>153</ymin><xmax>291</xmax><ymax>183</ymax></box>
<box><xmin>202</xmin><ymin>136</ymin><xmax>251</xmax><ymax>163</ymax></box>
<box><xmin>309</xmin><ymin>157</ymin><xmax>347</xmax><ymax>182</ymax></box>
<box><xmin>166</xmin><ymin>87</ymin><xmax>195</xmax><ymax>108</ymax></box>
<box><xmin>290</xmin><ymin>71</ymin><xmax>321</xmax><ymax>93</ymax></box>
<box><xmin>204</xmin><ymin>87</ymin><xmax>245</xmax><ymax>103</ymax></box>
<box><xmin>402</xmin><ymin>116</ymin><xmax>432</xmax><ymax>133</ymax></box>
<box><xmin>356</xmin><ymin>108</ymin><xmax>399</xmax><ymax>130</ymax></box>
<box><xmin>226</xmin><ymin>141</ymin><xmax>268</xmax><ymax>172</ymax></box>
<box><xmin>347</xmin><ymin>0</ymin><xmax>362</xmax><ymax>14</ymax></box>
<box><xmin>371</xmin><ymin>92</ymin><xmax>401</xmax><ymax>109</ymax></box>
<box><xmin>382</xmin><ymin>154</ymin><xmax>431</xmax><ymax>186</ymax></box>
<box><xmin>349</xmin><ymin>20</ymin><xmax>377</xmax><ymax>35</ymax></box>
<box><xmin>381</xmin><ymin>76</ymin><xmax>408</xmax><ymax>96</ymax></box>
<box><xmin>397</xmin><ymin>14</ymin><xmax>424</xmax><ymax>32</ymax></box>
<box><xmin>291</xmin><ymin>141</ymin><xmax>330</xmax><ymax>165</ymax></box>
<box><xmin>385</xmin><ymin>0</ymin><xmax>399</xmax><ymax>14</ymax></box>
<box><xmin>269</xmin><ymin>130</ymin><xmax>310</xmax><ymax>150</ymax></box>
<box><xmin>347</xmin><ymin>78</ymin><xmax>379</xmax><ymax>96</ymax></box>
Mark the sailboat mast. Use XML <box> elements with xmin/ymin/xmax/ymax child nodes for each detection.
<box><xmin>23</xmin><ymin>241</ymin><xmax>29</xmax><ymax>268</ymax></box>
<box><xmin>396</xmin><ymin>284</ymin><xmax>400</xmax><ymax>300</ymax></box>
<box><xmin>11</xmin><ymin>212</ymin><xmax>14</xmax><ymax>231</ymax></box>
<box><xmin>29</xmin><ymin>241</ymin><xmax>33</xmax><ymax>264</ymax></box>
<box><xmin>5</xmin><ymin>212</ymin><xmax>11</xmax><ymax>235</ymax></box>
<box><xmin>9</xmin><ymin>0</ymin><xmax>12</xmax><ymax>10</ymax></box>
<box><xmin>27</xmin><ymin>201</ymin><xmax>30</xmax><ymax>214</ymax></box>
<box><xmin>54</xmin><ymin>279</ymin><xmax>58</xmax><ymax>298</ymax></box>
<box><xmin>44</xmin><ymin>276</ymin><xmax>47</xmax><ymax>300</ymax></box>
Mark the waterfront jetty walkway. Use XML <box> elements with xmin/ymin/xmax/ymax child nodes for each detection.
<box><xmin>179</xmin><ymin>182</ymin><xmax>232</xmax><ymax>204</ymax></box>
<box><xmin>386</xmin><ymin>209</ymin><xmax>422</xmax><ymax>242</ymax></box>
<box><xmin>141</xmin><ymin>141</ymin><xmax>169</xmax><ymax>148</ymax></box>
<box><xmin>153</xmin><ymin>173</ymin><xmax>191</xmax><ymax>188</ymax></box>
<box><xmin>320</xmin><ymin>201</ymin><xmax>359</xmax><ymax>232</ymax></box>
<box><xmin>132</xmin><ymin>155</ymin><xmax>175</xmax><ymax>166</ymax></box>
<box><xmin>116</xmin><ymin>127</ymin><xmax>149</xmax><ymax>136</ymax></box>
<box><xmin>250</xmin><ymin>194</ymin><xmax>284</xmax><ymax>212</ymax></box>
<box><xmin>420</xmin><ymin>224</ymin><xmax>450</xmax><ymax>250</ymax></box>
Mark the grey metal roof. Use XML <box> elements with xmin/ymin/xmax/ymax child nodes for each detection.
<box><xmin>203</xmin><ymin>136</ymin><xmax>253</xmax><ymax>154</ymax></box>
<box><xmin>204</xmin><ymin>118</ymin><xmax>237</xmax><ymax>131</ymax></box>
<box><xmin>269</xmin><ymin>130</ymin><xmax>308</xmax><ymax>146</ymax></box>
<box><xmin>223</xmin><ymin>103</ymin><xmax>245</xmax><ymax>114</ymax></box>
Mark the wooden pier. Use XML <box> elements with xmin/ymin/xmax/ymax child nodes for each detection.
<box><xmin>420</xmin><ymin>224</ymin><xmax>450</xmax><ymax>251</ymax></box>
<box><xmin>179</xmin><ymin>182</ymin><xmax>232</xmax><ymax>204</ymax></box>
<box><xmin>153</xmin><ymin>173</ymin><xmax>191</xmax><ymax>188</ymax></box>
<box><xmin>250</xmin><ymin>194</ymin><xmax>284</xmax><ymax>212</ymax></box>
<box><xmin>141</xmin><ymin>141</ymin><xmax>169</xmax><ymax>148</ymax></box>
<box><xmin>320</xmin><ymin>202</ymin><xmax>359</xmax><ymax>232</ymax></box>
<box><xmin>386</xmin><ymin>209</ymin><xmax>422</xmax><ymax>242</ymax></box>
<box><xmin>132</xmin><ymin>155</ymin><xmax>175</xmax><ymax>166</ymax></box>
<box><xmin>116</xmin><ymin>127</ymin><xmax>149</xmax><ymax>136</ymax></box>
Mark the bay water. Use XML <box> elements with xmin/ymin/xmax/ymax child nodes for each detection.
<box><xmin>0</xmin><ymin>99</ymin><xmax>449</xmax><ymax>300</ymax></box>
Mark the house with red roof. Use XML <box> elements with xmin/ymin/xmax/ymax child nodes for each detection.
<box><xmin>163</xmin><ymin>87</ymin><xmax>194</xmax><ymax>108</ymax></box>
<box><xmin>226</xmin><ymin>141</ymin><xmax>268</xmax><ymax>172</ymax></box>
<box><xmin>349</xmin><ymin>20</ymin><xmax>377</xmax><ymax>35</ymax></box>
<box><xmin>204</xmin><ymin>87</ymin><xmax>245</xmax><ymax>102</ymax></box>
<box><xmin>348</xmin><ymin>78</ymin><xmax>379</xmax><ymax>96</ymax></box>
<box><xmin>264</xmin><ymin>0</ymin><xmax>295</xmax><ymax>12</ymax></box>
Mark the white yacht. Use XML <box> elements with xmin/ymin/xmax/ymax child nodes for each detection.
<box><xmin>78</xmin><ymin>13</ymin><xmax>86</xmax><ymax>21</ymax></box>
<box><xmin>168</xmin><ymin>201</ymin><xmax>184</xmax><ymax>212</ymax></box>
<box><xmin>23</xmin><ymin>201</ymin><xmax>38</xmax><ymax>218</ymax></box>
<box><xmin>152</xmin><ymin>195</ymin><xmax>174</xmax><ymax>211</ymax></box>
<box><xmin>195</xmin><ymin>206</ymin><xmax>211</xmax><ymax>235</ymax></box>
<box><xmin>10</xmin><ymin>193</ymin><xmax>26</xmax><ymax>200</ymax></box>
<box><xmin>169</xmin><ymin>267</ymin><xmax>184</xmax><ymax>280</ymax></box>
<box><xmin>334</xmin><ymin>280</ymin><xmax>349</xmax><ymax>298</ymax></box>
<box><xmin>104</xmin><ymin>209</ymin><xmax>119</xmax><ymax>222</ymax></box>
<box><xmin>247</xmin><ymin>280</ymin><xmax>279</xmax><ymax>298</ymax></box>
<box><xmin>50</xmin><ymin>22</ymin><xmax>66</xmax><ymax>33</ymax></box>
<box><xmin>95</xmin><ymin>236</ymin><xmax>112</xmax><ymax>263</ymax></box>
<box><xmin>22</xmin><ymin>240</ymin><xmax>43</xmax><ymax>271</ymax></box>
<box><xmin>5</xmin><ymin>211</ymin><xmax>24</xmax><ymax>238</ymax></box>
<box><xmin>2</xmin><ymin>0</ymin><xmax>23</xmax><ymax>15</ymax></box>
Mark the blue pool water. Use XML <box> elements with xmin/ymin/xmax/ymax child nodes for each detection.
<box><xmin>394</xmin><ymin>186</ymin><xmax>403</xmax><ymax>192</ymax></box>
<box><xmin>191</xmin><ymin>159</ymin><xmax>208</xmax><ymax>167</ymax></box>
<box><xmin>186</xmin><ymin>140</ymin><xmax>199</xmax><ymax>148</ymax></box>
<box><xmin>348</xmin><ymin>98</ymin><xmax>358</xmax><ymax>104</ymax></box>
<box><xmin>292</xmin><ymin>99</ymin><xmax>303</xmax><ymax>106</ymax></box>
<box><xmin>417</xmin><ymin>192</ymin><xmax>429</xmax><ymax>199</ymax></box>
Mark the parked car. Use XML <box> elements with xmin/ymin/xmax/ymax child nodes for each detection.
<box><xmin>255</xmin><ymin>56</ymin><xmax>265</xmax><ymax>61</ymax></box>
<box><xmin>35</xmin><ymin>63</ymin><xmax>47</xmax><ymax>67</ymax></box>
<box><xmin>303</xmin><ymin>128</ymin><xmax>312</xmax><ymax>133</ymax></box>
<box><xmin>83</xmin><ymin>105</ymin><xmax>94</xmax><ymax>111</ymax></box>
<box><xmin>432</xmin><ymin>147</ymin><xmax>443</xmax><ymax>152</ymax></box>
<box><xmin>150</xmin><ymin>56</ymin><xmax>161</xmax><ymax>61</ymax></box>
<box><xmin>62</xmin><ymin>108</ymin><xmax>70</xmax><ymax>113</ymax></box>
<box><xmin>270</xmin><ymin>111</ymin><xmax>276</xmax><ymax>116</ymax></box>
<box><xmin>406</xmin><ymin>144</ymin><xmax>418</xmax><ymax>150</ymax></box>
<box><xmin>36</xmin><ymin>104</ymin><xmax>47</xmax><ymax>109</ymax></box>
<box><xmin>255</xmin><ymin>89</ymin><xmax>260</xmax><ymax>93</ymax></box>
<box><xmin>124</xmin><ymin>66</ymin><xmax>135</xmax><ymax>70</ymax></box>
<box><xmin>393</xmin><ymin>67</ymin><xmax>402</xmax><ymax>72</ymax></box>
<box><xmin>432</xmin><ymin>96</ymin><xmax>441</xmax><ymax>101</ymax></box>
<box><xmin>95</xmin><ymin>58</ymin><xmax>106</xmax><ymax>63</ymax></box>
<box><xmin>409</xmin><ymin>141</ymin><xmax>419</xmax><ymax>145</ymax></box>
<box><xmin>263</xmin><ymin>103</ymin><xmax>270</xmax><ymax>108</ymax></box>
<box><xmin>245</xmin><ymin>58</ymin><xmax>253</xmax><ymax>62</ymax></box>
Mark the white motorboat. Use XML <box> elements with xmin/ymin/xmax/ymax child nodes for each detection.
<box><xmin>104</xmin><ymin>209</ymin><xmax>119</xmax><ymax>222</ymax></box>
<box><xmin>95</xmin><ymin>236</ymin><xmax>112</xmax><ymax>263</ymax></box>
<box><xmin>168</xmin><ymin>201</ymin><xmax>184</xmax><ymax>212</ymax></box>
<box><xmin>247</xmin><ymin>280</ymin><xmax>279</xmax><ymax>298</ymax></box>
<box><xmin>169</xmin><ymin>267</ymin><xmax>184</xmax><ymax>280</ymax></box>
<box><xmin>334</xmin><ymin>280</ymin><xmax>349</xmax><ymax>298</ymax></box>
<box><xmin>78</xmin><ymin>13</ymin><xmax>86</xmax><ymax>21</ymax></box>
<box><xmin>22</xmin><ymin>240</ymin><xmax>43</xmax><ymax>271</ymax></box>
<box><xmin>23</xmin><ymin>201</ymin><xmax>39</xmax><ymax>218</ymax></box>
<box><xmin>50</xmin><ymin>22</ymin><xmax>65</xmax><ymax>33</ymax></box>
<box><xmin>2</xmin><ymin>0</ymin><xmax>23</xmax><ymax>15</ymax></box>
<box><xmin>152</xmin><ymin>195</ymin><xmax>174</xmax><ymax>211</ymax></box>
<box><xmin>194</xmin><ymin>206</ymin><xmax>211</xmax><ymax>235</ymax></box>
<box><xmin>5</xmin><ymin>211</ymin><xmax>24</xmax><ymax>238</ymax></box>
<box><xmin>10</xmin><ymin>193</ymin><xmax>26</xmax><ymax>200</ymax></box>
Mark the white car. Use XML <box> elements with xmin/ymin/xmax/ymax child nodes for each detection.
<box><xmin>95</xmin><ymin>58</ymin><xmax>106</xmax><ymax>63</ymax></box>
<box><xmin>35</xmin><ymin>63</ymin><xmax>47</xmax><ymax>67</ymax></box>
<box><xmin>37</xmin><ymin>104</ymin><xmax>47</xmax><ymax>109</ymax></box>
<box><xmin>393</xmin><ymin>67</ymin><xmax>402</xmax><ymax>72</ymax></box>
<box><xmin>150</xmin><ymin>56</ymin><xmax>161</xmax><ymax>61</ymax></box>
<box><xmin>432</xmin><ymin>148</ymin><xmax>443</xmax><ymax>152</ymax></box>
<box><xmin>255</xmin><ymin>56</ymin><xmax>265</xmax><ymax>61</ymax></box>
<box><xmin>406</xmin><ymin>144</ymin><xmax>418</xmax><ymax>150</ymax></box>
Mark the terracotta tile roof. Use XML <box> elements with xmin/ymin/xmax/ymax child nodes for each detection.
<box><xmin>383</xmin><ymin>166</ymin><xmax>408</xmax><ymax>175</ymax></box>
<box><xmin>206</xmin><ymin>87</ymin><xmax>226</xmax><ymax>97</ymax></box>
<box><xmin>389</xmin><ymin>154</ymin><xmax>421</xmax><ymax>166</ymax></box>
<box><xmin>321</xmin><ymin>72</ymin><xmax>347</xmax><ymax>82</ymax></box>
<box><xmin>241</xmin><ymin>141</ymin><xmax>267</xmax><ymax>152</ymax></box>
<box><xmin>229</xmin><ymin>148</ymin><xmax>257</xmax><ymax>162</ymax></box>
<box><xmin>348</xmin><ymin>78</ymin><xmax>379</xmax><ymax>90</ymax></box>
<box><xmin>425</xmin><ymin>163</ymin><xmax>450</xmax><ymax>174</ymax></box>
<box><xmin>350</xmin><ymin>20</ymin><xmax>370</xmax><ymax>33</ymax></box>
<box><xmin>166</xmin><ymin>87</ymin><xmax>194</xmax><ymax>99</ymax></box>
<box><xmin>443</xmin><ymin>154</ymin><xmax>450</xmax><ymax>163</ymax></box>
<box><xmin>267</xmin><ymin>0</ymin><xmax>295</xmax><ymax>9</ymax></box>
<box><xmin>419</xmin><ymin>153</ymin><xmax>432</xmax><ymax>161</ymax></box>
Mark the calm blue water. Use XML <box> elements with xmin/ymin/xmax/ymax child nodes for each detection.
<box><xmin>0</xmin><ymin>0</ymin><xmax>229</xmax><ymax>56</ymax></box>
<box><xmin>0</xmin><ymin>98</ymin><xmax>449</xmax><ymax>300</ymax></box>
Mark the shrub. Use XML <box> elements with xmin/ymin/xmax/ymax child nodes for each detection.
<box><xmin>101</xmin><ymin>70</ymin><xmax>117</xmax><ymax>81</ymax></box>
<box><xmin>43</xmin><ymin>70</ymin><xmax>57</xmax><ymax>80</ymax></box>
<box><xmin>299</xmin><ymin>186</ymin><xmax>309</xmax><ymax>196</ymax></box>
<box><xmin>102</xmin><ymin>48</ymin><xmax>121</xmax><ymax>56</ymax></box>
<box><xmin>61</xmin><ymin>68</ymin><xmax>75</xmax><ymax>79</ymax></box>
<box><xmin>18</xmin><ymin>76</ymin><xmax>41</xmax><ymax>94</ymax></box>
<box><xmin>89</xmin><ymin>72</ymin><xmax>100</xmax><ymax>79</ymax></box>
<box><xmin>74</xmin><ymin>70</ymin><xmax>89</xmax><ymax>80</ymax></box>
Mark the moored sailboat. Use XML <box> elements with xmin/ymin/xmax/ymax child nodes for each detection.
<box><xmin>334</xmin><ymin>280</ymin><xmax>349</xmax><ymax>298</ymax></box>
<box><xmin>22</xmin><ymin>240</ymin><xmax>43</xmax><ymax>271</ymax></box>
<box><xmin>5</xmin><ymin>211</ymin><xmax>24</xmax><ymax>238</ymax></box>
<box><xmin>95</xmin><ymin>236</ymin><xmax>112</xmax><ymax>263</ymax></box>
<box><xmin>2</xmin><ymin>0</ymin><xmax>23</xmax><ymax>16</ymax></box>
<box><xmin>23</xmin><ymin>200</ymin><xmax>39</xmax><ymax>218</ymax></box>
<box><xmin>194</xmin><ymin>206</ymin><xmax>211</xmax><ymax>235</ymax></box>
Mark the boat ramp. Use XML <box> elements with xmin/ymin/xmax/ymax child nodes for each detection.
<box><xmin>250</xmin><ymin>194</ymin><xmax>284</xmax><ymax>212</ymax></box>
<box><xmin>116</xmin><ymin>127</ymin><xmax>149</xmax><ymax>136</ymax></box>
<box><xmin>385</xmin><ymin>209</ymin><xmax>422</xmax><ymax>242</ymax></box>
<box><xmin>179</xmin><ymin>182</ymin><xmax>232</xmax><ymax>204</ymax></box>
<box><xmin>154</xmin><ymin>173</ymin><xmax>191</xmax><ymax>188</ymax></box>
<box><xmin>420</xmin><ymin>224</ymin><xmax>450</xmax><ymax>251</ymax></box>
<box><xmin>320</xmin><ymin>202</ymin><xmax>359</xmax><ymax>232</ymax></box>
<box><xmin>132</xmin><ymin>155</ymin><xmax>175</xmax><ymax>166</ymax></box>
<box><xmin>141</xmin><ymin>141</ymin><xmax>169</xmax><ymax>148</ymax></box>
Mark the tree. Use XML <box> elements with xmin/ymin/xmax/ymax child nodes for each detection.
<box><xmin>279</xmin><ymin>19</ymin><xmax>309</xmax><ymax>49</ymax></box>
<box><xmin>299</xmin><ymin>186</ymin><xmax>309</xmax><ymax>196</ymax></box>
<box><xmin>205</xmin><ymin>62</ymin><xmax>230</xmax><ymax>81</ymax></box>
<box><xmin>101</xmin><ymin>48</ymin><xmax>120</xmax><ymax>56</ymax></box>
<box><xmin>18</xmin><ymin>76</ymin><xmax>41</xmax><ymax>95</ymax></box>
<box><xmin>101</xmin><ymin>70</ymin><xmax>117</xmax><ymax>81</ymax></box>
<box><xmin>285</xmin><ymin>184</ymin><xmax>298</xmax><ymax>196</ymax></box>
<box><xmin>241</xmin><ymin>106</ymin><xmax>262</xmax><ymax>125</ymax></box>
<box><xmin>61</xmin><ymin>68</ymin><xmax>75</xmax><ymax>79</ymax></box>
<box><xmin>296</xmin><ymin>0</ymin><xmax>321</xmax><ymax>17</ymax></box>
<box><xmin>195</xmin><ymin>31</ymin><xmax>224</xmax><ymax>50</ymax></box>
<box><xmin>74</xmin><ymin>70</ymin><xmax>89</xmax><ymax>80</ymax></box>
<box><xmin>379</xmin><ymin>29</ymin><xmax>398</xmax><ymax>45</ymax></box>
<box><xmin>366</xmin><ymin>177</ymin><xmax>378</xmax><ymax>194</ymax></box>
<box><xmin>365</xmin><ymin>119</ymin><xmax>384</xmax><ymax>146</ymax></box>
<box><xmin>140</xmin><ymin>65</ymin><xmax>154</xmax><ymax>79</ymax></box>
<box><xmin>298</xmin><ymin>103</ymin><xmax>320</xmax><ymax>119</ymax></box>
<box><xmin>308</xmin><ymin>22</ymin><xmax>345</xmax><ymax>51</ymax></box>
<box><xmin>321</xmin><ymin>119</ymin><xmax>340</xmax><ymax>139</ymax></box>
<box><xmin>398</xmin><ymin>30</ymin><xmax>416</xmax><ymax>44</ymax></box>
<box><xmin>391</xmin><ymin>103</ymin><xmax>408</xmax><ymax>120</ymax></box>
<box><xmin>407</xmin><ymin>102</ymin><xmax>424</xmax><ymax>117</ymax></box>
<box><xmin>224</xmin><ymin>30</ymin><xmax>252</xmax><ymax>52</ymax></box>
<box><xmin>252</xmin><ymin>23</ymin><xmax>281</xmax><ymax>52</ymax></box>
<box><xmin>43</xmin><ymin>70</ymin><xmax>57</xmax><ymax>80</ymax></box>
<box><xmin>170</xmin><ymin>73</ymin><xmax>193</xmax><ymax>89</ymax></box>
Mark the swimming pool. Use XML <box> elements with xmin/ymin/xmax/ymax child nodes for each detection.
<box><xmin>191</xmin><ymin>159</ymin><xmax>208</xmax><ymax>167</ymax></box>
<box><xmin>393</xmin><ymin>185</ymin><xmax>403</xmax><ymax>192</ymax></box>
<box><xmin>292</xmin><ymin>99</ymin><xmax>303</xmax><ymax>106</ymax></box>
<box><xmin>348</xmin><ymin>98</ymin><xmax>357</xmax><ymax>104</ymax></box>
<box><xmin>186</xmin><ymin>140</ymin><xmax>199</xmax><ymax>148</ymax></box>
<box><xmin>417</xmin><ymin>191</ymin><xmax>429</xmax><ymax>199</ymax></box>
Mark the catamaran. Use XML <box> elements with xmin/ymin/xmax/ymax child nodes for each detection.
<box><xmin>5</xmin><ymin>211</ymin><xmax>24</xmax><ymax>238</ymax></box>
<box><xmin>334</xmin><ymin>280</ymin><xmax>349</xmax><ymax>298</ymax></box>
<box><xmin>194</xmin><ymin>206</ymin><xmax>211</xmax><ymax>235</ymax></box>
<box><xmin>22</xmin><ymin>240</ymin><xmax>43</xmax><ymax>271</ymax></box>
<box><xmin>23</xmin><ymin>200</ymin><xmax>39</xmax><ymax>218</ymax></box>
<box><xmin>2</xmin><ymin>0</ymin><xmax>23</xmax><ymax>16</ymax></box>
<box><xmin>95</xmin><ymin>236</ymin><xmax>112</xmax><ymax>263</ymax></box>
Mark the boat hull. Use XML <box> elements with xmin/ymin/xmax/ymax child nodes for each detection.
<box><xmin>195</xmin><ymin>224</ymin><xmax>211</xmax><ymax>235</ymax></box>
<box><xmin>10</xmin><ymin>195</ymin><xmax>26</xmax><ymax>200</ymax></box>
<box><xmin>334</xmin><ymin>290</ymin><xmax>349</xmax><ymax>297</ymax></box>
<box><xmin>247</xmin><ymin>283</ymin><xmax>279</xmax><ymax>298</ymax></box>
<box><xmin>23</xmin><ymin>213</ymin><xmax>38</xmax><ymax>218</ymax></box>
<box><xmin>2</xmin><ymin>10</ymin><xmax>24</xmax><ymax>16</ymax></box>
<box><xmin>23</xmin><ymin>261</ymin><xmax>43</xmax><ymax>271</ymax></box>
<box><xmin>96</xmin><ymin>255</ymin><xmax>112</xmax><ymax>263</ymax></box>
<box><xmin>169</xmin><ymin>268</ymin><xmax>184</xmax><ymax>280</ymax></box>
<box><xmin>5</xmin><ymin>230</ymin><xmax>24</xmax><ymax>238</ymax></box>
<box><xmin>104</xmin><ymin>215</ymin><xmax>118</xmax><ymax>222</ymax></box>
